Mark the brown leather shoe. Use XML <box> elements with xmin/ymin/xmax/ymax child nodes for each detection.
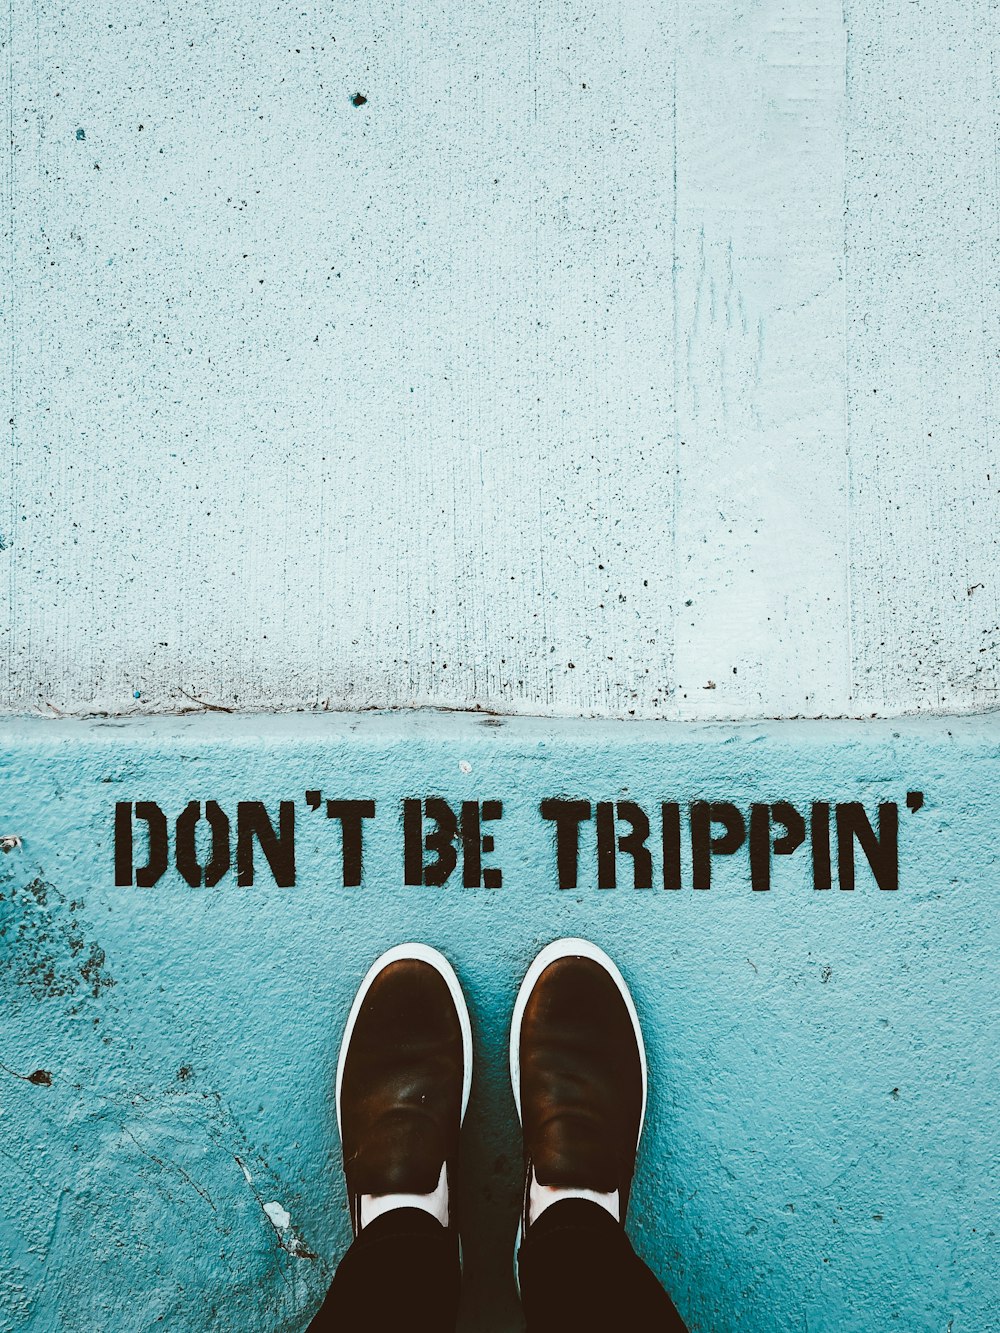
<box><xmin>509</xmin><ymin>939</ymin><xmax>647</xmax><ymax>1243</ymax></box>
<box><xmin>336</xmin><ymin>944</ymin><xmax>472</xmax><ymax>1238</ymax></box>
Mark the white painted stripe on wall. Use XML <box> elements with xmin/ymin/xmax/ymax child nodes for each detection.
<box><xmin>2</xmin><ymin>2</ymin><xmax>996</xmax><ymax>718</ymax></box>
<box><xmin>672</xmin><ymin>1</ymin><xmax>849</xmax><ymax>718</ymax></box>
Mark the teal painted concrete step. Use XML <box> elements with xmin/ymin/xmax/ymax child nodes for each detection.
<box><xmin>1</xmin><ymin>713</ymin><xmax>996</xmax><ymax>1331</ymax></box>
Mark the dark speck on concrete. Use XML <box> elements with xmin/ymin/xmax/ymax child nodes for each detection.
<box><xmin>177</xmin><ymin>1065</ymin><xmax>193</xmax><ymax>1081</ymax></box>
<box><xmin>890</xmin><ymin>1087</ymin><xmax>900</xmax><ymax>1100</ymax></box>
<box><xmin>0</xmin><ymin>1060</ymin><xmax>53</xmax><ymax>1085</ymax></box>
<box><xmin>0</xmin><ymin>534</ymin><xmax>7</xmax><ymax>552</ymax></box>
<box><xmin>821</xmin><ymin>964</ymin><xmax>832</xmax><ymax>983</ymax></box>
<box><xmin>352</xmin><ymin>92</ymin><xmax>368</xmax><ymax>107</ymax></box>
<box><xmin>75</xmin><ymin>127</ymin><xmax>85</xmax><ymax>140</ymax></box>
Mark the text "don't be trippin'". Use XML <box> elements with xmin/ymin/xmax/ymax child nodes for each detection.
<box><xmin>113</xmin><ymin>791</ymin><xmax>925</xmax><ymax>893</ymax></box>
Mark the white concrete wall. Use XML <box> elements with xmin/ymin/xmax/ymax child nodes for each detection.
<box><xmin>2</xmin><ymin>1</ymin><xmax>997</xmax><ymax>720</ymax></box>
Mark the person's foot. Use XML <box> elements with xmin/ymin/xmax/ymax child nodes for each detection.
<box><xmin>509</xmin><ymin>938</ymin><xmax>647</xmax><ymax>1243</ymax></box>
<box><xmin>336</xmin><ymin>943</ymin><xmax>472</xmax><ymax>1237</ymax></box>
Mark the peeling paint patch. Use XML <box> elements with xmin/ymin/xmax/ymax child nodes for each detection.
<box><xmin>284</xmin><ymin>1233</ymin><xmax>318</xmax><ymax>1260</ymax></box>
<box><xmin>233</xmin><ymin>1156</ymin><xmax>317</xmax><ymax>1260</ymax></box>
<box><xmin>259</xmin><ymin>1196</ymin><xmax>317</xmax><ymax>1260</ymax></box>
<box><xmin>262</xmin><ymin>1200</ymin><xmax>290</xmax><ymax>1230</ymax></box>
<box><xmin>0</xmin><ymin>875</ymin><xmax>115</xmax><ymax>1007</ymax></box>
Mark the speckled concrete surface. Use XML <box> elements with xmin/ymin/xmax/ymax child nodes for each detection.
<box><xmin>3</xmin><ymin>1</ymin><xmax>997</xmax><ymax>720</ymax></box>
<box><xmin>1</xmin><ymin>713</ymin><xmax>996</xmax><ymax>1331</ymax></box>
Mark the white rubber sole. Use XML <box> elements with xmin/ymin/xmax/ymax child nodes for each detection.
<box><xmin>508</xmin><ymin>938</ymin><xmax>648</xmax><ymax>1289</ymax></box>
<box><xmin>335</xmin><ymin>942</ymin><xmax>474</xmax><ymax>1141</ymax></box>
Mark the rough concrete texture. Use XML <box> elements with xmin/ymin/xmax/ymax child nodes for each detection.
<box><xmin>3</xmin><ymin>1</ymin><xmax>997</xmax><ymax>720</ymax></box>
<box><xmin>0</xmin><ymin>712</ymin><xmax>996</xmax><ymax>1331</ymax></box>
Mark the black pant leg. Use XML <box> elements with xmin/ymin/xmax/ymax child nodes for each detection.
<box><xmin>517</xmin><ymin>1199</ymin><xmax>688</xmax><ymax>1332</ymax></box>
<box><xmin>307</xmin><ymin>1207</ymin><xmax>461</xmax><ymax>1333</ymax></box>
